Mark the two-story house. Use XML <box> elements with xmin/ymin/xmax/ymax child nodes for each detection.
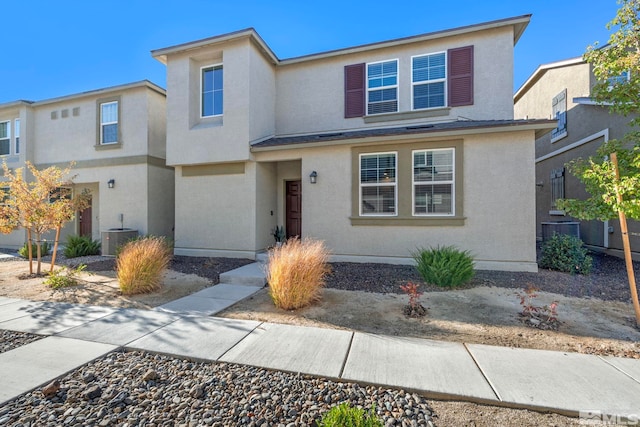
<box><xmin>514</xmin><ymin>56</ymin><xmax>640</xmax><ymax>259</ymax></box>
<box><xmin>152</xmin><ymin>15</ymin><xmax>555</xmax><ymax>272</ymax></box>
<box><xmin>0</xmin><ymin>81</ymin><xmax>174</xmax><ymax>250</ymax></box>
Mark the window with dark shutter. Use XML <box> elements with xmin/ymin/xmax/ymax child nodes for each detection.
<box><xmin>344</xmin><ymin>63</ymin><xmax>365</xmax><ymax>118</ymax></box>
<box><xmin>447</xmin><ymin>46</ymin><xmax>473</xmax><ymax>107</ymax></box>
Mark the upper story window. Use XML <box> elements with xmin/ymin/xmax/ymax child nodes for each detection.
<box><xmin>413</xmin><ymin>148</ymin><xmax>454</xmax><ymax>215</ymax></box>
<box><xmin>551</xmin><ymin>89</ymin><xmax>567</xmax><ymax>142</ymax></box>
<box><xmin>100</xmin><ymin>101</ymin><xmax>119</xmax><ymax>144</ymax></box>
<box><xmin>608</xmin><ymin>70</ymin><xmax>630</xmax><ymax>88</ymax></box>
<box><xmin>367</xmin><ymin>60</ymin><xmax>398</xmax><ymax>115</ymax></box>
<box><xmin>14</xmin><ymin>119</ymin><xmax>20</xmax><ymax>154</ymax></box>
<box><xmin>412</xmin><ymin>52</ymin><xmax>446</xmax><ymax>110</ymax></box>
<box><xmin>359</xmin><ymin>152</ymin><xmax>397</xmax><ymax>215</ymax></box>
<box><xmin>202</xmin><ymin>64</ymin><xmax>223</xmax><ymax>117</ymax></box>
<box><xmin>0</xmin><ymin>121</ymin><xmax>10</xmax><ymax>156</ymax></box>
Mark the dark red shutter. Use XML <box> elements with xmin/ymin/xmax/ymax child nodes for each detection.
<box><xmin>344</xmin><ymin>63</ymin><xmax>365</xmax><ymax>118</ymax></box>
<box><xmin>448</xmin><ymin>45</ymin><xmax>474</xmax><ymax>107</ymax></box>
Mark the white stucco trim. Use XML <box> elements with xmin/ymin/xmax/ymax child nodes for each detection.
<box><xmin>174</xmin><ymin>247</ymin><xmax>256</xmax><ymax>260</ymax></box>
<box><xmin>535</xmin><ymin>128</ymin><xmax>609</xmax><ymax>163</ymax></box>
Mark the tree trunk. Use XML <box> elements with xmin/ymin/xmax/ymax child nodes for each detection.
<box><xmin>27</xmin><ymin>228</ymin><xmax>33</xmax><ymax>275</ymax></box>
<box><xmin>611</xmin><ymin>152</ymin><xmax>640</xmax><ymax>328</ymax></box>
<box><xmin>36</xmin><ymin>232</ymin><xmax>42</xmax><ymax>276</ymax></box>
<box><xmin>50</xmin><ymin>225</ymin><xmax>61</xmax><ymax>273</ymax></box>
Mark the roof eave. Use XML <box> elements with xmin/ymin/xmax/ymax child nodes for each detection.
<box><xmin>251</xmin><ymin>120</ymin><xmax>556</xmax><ymax>152</ymax></box>
<box><xmin>514</xmin><ymin>56</ymin><xmax>585</xmax><ymax>102</ymax></box>
<box><xmin>280</xmin><ymin>15</ymin><xmax>532</xmax><ymax>65</ymax></box>
<box><xmin>31</xmin><ymin>80</ymin><xmax>165</xmax><ymax>107</ymax></box>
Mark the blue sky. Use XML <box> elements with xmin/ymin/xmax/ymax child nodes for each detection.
<box><xmin>2</xmin><ymin>0</ymin><xmax>620</xmax><ymax>104</ymax></box>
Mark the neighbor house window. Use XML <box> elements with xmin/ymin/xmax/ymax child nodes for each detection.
<box><xmin>14</xmin><ymin>119</ymin><xmax>19</xmax><ymax>154</ymax></box>
<box><xmin>413</xmin><ymin>148</ymin><xmax>454</xmax><ymax>215</ymax></box>
<box><xmin>608</xmin><ymin>70</ymin><xmax>630</xmax><ymax>88</ymax></box>
<box><xmin>551</xmin><ymin>89</ymin><xmax>567</xmax><ymax>142</ymax></box>
<box><xmin>367</xmin><ymin>60</ymin><xmax>398</xmax><ymax>115</ymax></box>
<box><xmin>0</xmin><ymin>187</ymin><xmax>9</xmax><ymax>205</ymax></box>
<box><xmin>202</xmin><ymin>64</ymin><xmax>223</xmax><ymax>117</ymax></box>
<box><xmin>0</xmin><ymin>121</ymin><xmax>10</xmax><ymax>156</ymax></box>
<box><xmin>360</xmin><ymin>152</ymin><xmax>397</xmax><ymax>215</ymax></box>
<box><xmin>100</xmin><ymin>101</ymin><xmax>118</xmax><ymax>144</ymax></box>
<box><xmin>412</xmin><ymin>52</ymin><xmax>446</xmax><ymax>110</ymax></box>
<box><xmin>550</xmin><ymin>168</ymin><xmax>565</xmax><ymax>211</ymax></box>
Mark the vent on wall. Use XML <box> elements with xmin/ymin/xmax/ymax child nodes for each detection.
<box><xmin>72</xmin><ymin>107</ymin><xmax>80</xmax><ymax>116</ymax></box>
<box><xmin>51</xmin><ymin>111</ymin><xmax>57</xmax><ymax>120</ymax></box>
<box><xmin>61</xmin><ymin>109</ymin><xmax>69</xmax><ymax>118</ymax></box>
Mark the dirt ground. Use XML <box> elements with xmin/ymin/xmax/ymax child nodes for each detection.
<box><xmin>1</xmin><ymin>257</ymin><xmax>638</xmax><ymax>426</ymax></box>
<box><xmin>0</xmin><ymin>259</ymin><xmax>211</xmax><ymax>309</ymax></box>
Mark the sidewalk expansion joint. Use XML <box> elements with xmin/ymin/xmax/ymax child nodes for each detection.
<box><xmin>216</xmin><ymin>321</ymin><xmax>265</xmax><ymax>361</ymax></box>
<box><xmin>597</xmin><ymin>355</ymin><xmax>640</xmax><ymax>384</ymax></box>
<box><xmin>338</xmin><ymin>331</ymin><xmax>355</xmax><ymax>379</ymax></box>
<box><xmin>463</xmin><ymin>343</ymin><xmax>502</xmax><ymax>402</ymax></box>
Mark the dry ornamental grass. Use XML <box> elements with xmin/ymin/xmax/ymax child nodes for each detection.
<box><xmin>267</xmin><ymin>238</ymin><xmax>331</xmax><ymax>310</ymax></box>
<box><xmin>117</xmin><ymin>236</ymin><xmax>172</xmax><ymax>295</ymax></box>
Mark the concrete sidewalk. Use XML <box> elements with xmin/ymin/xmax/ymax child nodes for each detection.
<box><xmin>0</xmin><ymin>262</ymin><xmax>639</xmax><ymax>419</ymax></box>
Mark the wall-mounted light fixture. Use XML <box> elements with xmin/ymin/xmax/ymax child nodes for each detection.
<box><xmin>107</xmin><ymin>179</ymin><xmax>115</xmax><ymax>189</ymax></box>
<box><xmin>309</xmin><ymin>171</ymin><xmax>318</xmax><ymax>184</ymax></box>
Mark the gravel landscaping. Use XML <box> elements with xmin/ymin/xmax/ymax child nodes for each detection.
<box><xmin>0</xmin><ymin>349</ymin><xmax>436</xmax><ymax>427</ymax></box>
<box><xmin>0</xmin><ymin>330</ymin><xmax>42</xmax><ymax>354</ymax></box>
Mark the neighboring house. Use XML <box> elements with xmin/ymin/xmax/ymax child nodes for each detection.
<box><xmin>514</xmin><ymin>56</ymin><xmax>640</xmax><ymax>260</ymax></box>
<box><xmin>152</xmin><ymin>15</ymin><xmax>555</xmax><ymax>272</ymax></box>
<box><xmin>0</xmin><ymin>81</ymin><xmax>174</xmax><ymax>250</ymax></box>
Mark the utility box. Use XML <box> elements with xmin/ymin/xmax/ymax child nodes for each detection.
<box><xmin>101</xmin><ymin>228</ymin><xmax>138</xmax><ymax>256</ymax></box>
<box><xmin>541</xmin><ymin>221</ymin><xmax>580</xmax><ymax>241</ymax></box>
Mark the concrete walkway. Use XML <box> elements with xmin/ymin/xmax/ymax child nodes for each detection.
<box><xmin>0</xmin><ymin>262</ymin><xmax>639</xmax><ymax>421</ymax></box>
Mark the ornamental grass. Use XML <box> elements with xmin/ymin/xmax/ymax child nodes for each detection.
<box><xmin>117</xmin><ymin>236</ymin><xmax>172</xmax><ymax>295</ymax></box>
<box><xmin>267</xmin><ymin>237</ymin><xmax>331</xmax><ymax>310</ymax></box>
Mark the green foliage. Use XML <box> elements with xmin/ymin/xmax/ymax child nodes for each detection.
<box><xmin>44</xmin><ymin>264</ymin><xmax>88</xmax><ymax>289</ymax></box>
<box><xmin>413</xmin><ymin>245</ymin><xmax>474</xmax><ymax>288</ymax></box>
<box><xmin>584</xmin><ymin>0</ymin><xmax>640</xmax><ymax>126</ymax></box>
<box><xmin>539</xmin><ymin>234</ymin><xmax>593</xmax><ymax>275</ymax></box>
<box><xmin>319</xmin><ymin>403</ymin><xmax>383</xmax><ymax>427</ymax></box>
<box><xmin>18</xmin><ymin>241</ymin><xmax>51</xmax><ymax>258</ymax></box>
<box><xmin>557</xmin><ymin>137</ymin><xmax>640</xmax><ymax>220</ymax></box>
<box><xmin>63</xmin><ymin>235</ymin><xmax>101</xmax><ymax>258</ymax></box>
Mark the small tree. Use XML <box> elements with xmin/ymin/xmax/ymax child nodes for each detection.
<box><xmin>0</xmin><ymin>162</ymin><xmax>89</xmax><ymax>275</ymax></box>
<box><xmin>558</xmin><ymin>0</ymin><xmax>640</xmax><ymax>327</ymax></box>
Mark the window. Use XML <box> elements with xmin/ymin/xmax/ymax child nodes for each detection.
<box><xmin>359</xmin><ymin>152</ymin><xmax>397</xmax><ymax>215</ymax></box>
<box><xmin>367</xmin><ymin>60</ymin><xmax>398</xmax><ymax>115</ymax></box>
<box><xmin>608</xmin><ymin>70</ymin><xmax>630</xmax><ymax>88</ymax></box>
<box><xmin>100</xmin><ymin>101</ymin><xmax>118</xmax><ymax>144</ymax></box>
<box><xmin>202</xmin><ymin>64</ymin><xmax>223</xmax><ymax>117</ymax></box>
<box><xmin>0</xmin><ymin>187</ymin><xmax>9</xmax><ymax>206</ymax></box>
<box><xmin>0</xmin><ymin>121</ymin><xmax>10</xmax><ymax>156</ymax></box>
<box><xmin>412</xmin><ymin>52</ymin><xmax>446</xmax><ymax>110</ymax></box>
<box><xmin>550</xmin><ymin>168</ymin><xmax>565</xmax><ymax>211</ymax></box>
<box><xmin>14</xmin><ymin>119</ymin><xmax>19</xmax><ymax>154</ymax></box>
<box><xmin>551</xmin><ymin>89</ymin><xmax>567</xmax><ymax>142</ymax></box>
<box><xmin>413</xmin><ymin>149</ymin><xmax>454</xmax><ymax>215</ymax></box>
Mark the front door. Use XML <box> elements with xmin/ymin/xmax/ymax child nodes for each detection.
<box><xmin>79</xmin><ymin>197</ymin><xmax>92</xmax><ymax>237</ymax></box>
<box><xmin>286</xmin><ymin>180</ymin><xmax>302</xmax><ymax>239</ymax></box>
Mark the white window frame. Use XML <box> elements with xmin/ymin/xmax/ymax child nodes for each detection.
<box><xmin>100</xmin><ymin>101</ymin><xmax>118</xmax><ymax>145</ymax></box>
<box><xmin>0</xmin><ymin>120</ymin><xmax>11</xmax><ymax>156</ymax></box>
<box><xmin>411</xmin><ymin>51</ymin><xmax>447</xmax><ymax>111</ymax></box>
<box><xmin>366</xmin><ymin>59</ymin><xmax>399</xmax><ymax>115</ymax></box>
<box><xmin>201</xmin><ymin>63</ymin><xmax>223</xmax><ymax>118</ymax></box>
<box><xmin>14</xmin><ymin>118</ymin><xmax>20</xmax><ymax>154</ymax></box>
<box><xmin>412</xmin><ymin>148</ymin><xmax>455</xmax><ymax>216</ymax></box>
<box><xmin>359</xmin><ymin>151</ymin><xmax>398</xmax><ymax>216</ymax></box>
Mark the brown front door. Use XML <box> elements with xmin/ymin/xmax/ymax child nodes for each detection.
<box><xmin>79</xmin><ymin>197</ymin><xmax>92</xmax><ymax>237</ymax></box>
<box><xmin>286</xmin><ymin>180</ymin><xmax>302</xmax><ymax>239</ymax></box>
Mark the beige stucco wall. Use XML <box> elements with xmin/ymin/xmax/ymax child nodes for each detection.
<box><xmin>249</xmin><ymin>46</ymin><xmax>276</xmax><ymax>143</ymax></box>
<box><xmin>173</xmin><ymin>164</ymin><xmax>257</xmax><ymax>257</ymax></box>
<box><xmin>253</xmin><ymin>129</ymin><xmax>537</xmax><ymax>271</ymax></box>
<box><xmin>255</xmin><ymin>162</ymin><xmax>277</xmax><ymax>250</ymax></box>
<box><xmin>165</xmin><ymin>39</ymin><xmax>254</xmax><ymax>165</ymax></box>
<box><xmin>275</xmin><ymin>26</ymin><xmax>515</xmax><ymax>136</ymax></box>
<box><xmin>147</xmin><ymin>164</ymin><xmax>175</xmax><ymax>238</ymax></box>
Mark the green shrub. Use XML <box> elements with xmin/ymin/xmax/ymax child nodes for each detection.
<box><xmin>413</xmin><ymin>245</ymin><xmax>475</xmax><ymax>288</ymax></box>
<box><xmin>539</xmin><ymin>233</ymin><xmax>592</xmax><ymax>275</ymax></box>
<box><xmin>63</xmin><ymin>235</ymin><xmax>101</xmax><ymax>258</ymax></box>
<box><xmin>117</xmin><ymin>236</ymin><xmax>172</xmax><ymax>295</ymax></box>
<box><xmin>18</xmin><ymin>241</ymin><xmax>51</xmax><ymax>258</ymax></box>
<box><xmin>44</xmin><ymin>264</ymin><xmax>88</xmax><ymax>289</ymax></box>
<box><xmin>319</xmin><ymin>403</ymin><xmax>383</xmax><ymax>427</ymax></box>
